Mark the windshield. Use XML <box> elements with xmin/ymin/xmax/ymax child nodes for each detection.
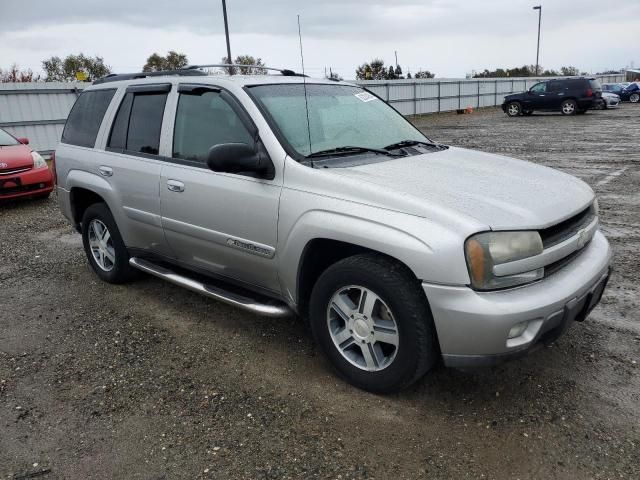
<box><xmin>0</xmin><ymin>129</ymin><xmax>19</xmax><ymax>146</ymax></box>
<box><xmin>248</xmin><ymin>84</ymin><xmax>428</xmax><ymax>158</ymax></box>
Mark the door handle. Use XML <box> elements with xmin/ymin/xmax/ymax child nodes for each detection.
<box><xmin>167</xmin><ymin>180</ymin><xmax>185</xmax><ymax>192</ymax></box>
<box><xmin>98</xmin><ymin>166</ymin><xmax>113</xmax><ymax>177</ymax></box>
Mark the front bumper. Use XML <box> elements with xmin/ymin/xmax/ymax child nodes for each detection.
<box><xmin>423</xmin><ymin>231</ymin><xmax>612</xmax><ymax>368</ymax></box>
<box><xmin>0</xmin><ymin>166</ymin><xmax>54</xmax><ymax>200</ymax></box>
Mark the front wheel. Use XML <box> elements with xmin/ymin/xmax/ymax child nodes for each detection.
<box><xmin>309</xmin><ymin>254</ymin><xmax>439</xmax><ymax>393</ymax></box>
<box><xmin>630</xmin><ymin>93</ymin><xmax>640</xmax><ymax>103</ymax></box>
<box><xmin>81</xmin><ymin>203</ymin><xmax>137</xmax><ymax>284</ymax></box>
<box><xmin>561</xmin><ymin>99</ymin><xmax>578</xmax><ymax>115</ymax></box>
<box><xmin>506</xmin><ymin>102</ymin><xmax>522</xmax><ymax>117</ymax></box>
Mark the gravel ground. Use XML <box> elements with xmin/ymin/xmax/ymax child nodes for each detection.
<box><xmin>1</xmin><ymin>104</ymin><xmax>638</xmax><ymax>480</ymax></box>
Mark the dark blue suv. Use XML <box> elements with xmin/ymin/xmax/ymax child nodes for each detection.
<box><xmin>602</xmin><ymin>83</ymin><xmax>640</xmax><ymax>103</ymax></box>
<box><xmin>502</xmin><ymin>78</ymin><xmax>602</xmax><ymax>116</ymax></box>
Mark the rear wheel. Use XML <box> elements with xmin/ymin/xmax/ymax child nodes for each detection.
<box><xmin>506</xmin><ymin>102</ymin><xmax>522</xmax><ymax>117</ymax></box>
<box><xmin>630</xmin><ymin>93</ymin><xmax>640</xmax><ymax>103</ymax></box>
<box><xmin>81</xmin><ymin>203</ymin><xmax>137</xmax><ymax>284</ymax></box>
<box><xmin>561</xmin><ymin>99</ymin><xmax>578</xmax><ymax>115</ymax></box>
<box><xmin>309</xmin><ymin>254</ymin><xmax>439</xmax><ymax>393</ymax></box>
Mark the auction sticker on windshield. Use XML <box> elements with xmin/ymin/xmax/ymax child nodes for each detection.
<box><xmin>354</xmin><ymin>91</ymin><xmax>377</xmax><ymax>102</ymax></box>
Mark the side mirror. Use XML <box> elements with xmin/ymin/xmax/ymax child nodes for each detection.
<box><xmin>17</xmin><ymin>137</ymin><xmax>29</xmax><ymax>145</ymax></box>
<box><xmin>207</xmin><ymin>142</ymin><xmax>273</xmax><ymax>179</ymax></box>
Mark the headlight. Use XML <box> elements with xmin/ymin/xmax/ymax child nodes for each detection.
<box><xmin>465</xmin><ymin>231</ymin><xmax>543</xmax><ymax>290</ymax></box>
<box><xmin>31</xmin><ymin>151</ymin><xmax>47</xmax><ymax>169</ymax></box>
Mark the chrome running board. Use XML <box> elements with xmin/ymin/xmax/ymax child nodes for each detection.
<box><xmin>129</xmin><ymin>257</ymin><xmax>292</xmax><ymax>318</ymax></box>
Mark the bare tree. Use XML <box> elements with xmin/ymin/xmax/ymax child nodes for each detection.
<box><xmin>0</xmin><ymin>64</ymin><xmax>41</xmax><ymax>82</ymax></box>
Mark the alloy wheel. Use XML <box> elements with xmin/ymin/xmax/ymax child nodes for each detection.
<box><xmin>562</xmin><ymin>101</ymin><xmax>576</xmax><ymax>114</ymax></box>
<box><xmin>327</xmin><ymin>285</ymin><xmax>399</xmax><ymax>372</ymax></box>
<box><xmin>630</xmin><ymin>93</ymin><xmax>640</xmax><ymax>103</ymax></box>
<box><xmin>88</xmin><ymin>219</ymin><xmax>115</xmax><ymax>272</ymax></box>
<box><xmin>508</xmin><ymin>103</ymin><xmax>520</xmax><ymax>116</ymax></box>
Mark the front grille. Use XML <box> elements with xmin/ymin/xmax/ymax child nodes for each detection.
<box><xmin>539</xmin><ymin>205</ymin><xmax>596</xmax><ymax>249</ymax></box>
<box><xmin>0</xmin><ymin>166</ymin><xmax>32</xmax><ymax>176</ymax></box>
<box><xmin>0</xmin><ymin>183</ymin><xmax>44</xmax><ymax>197</ymax></box>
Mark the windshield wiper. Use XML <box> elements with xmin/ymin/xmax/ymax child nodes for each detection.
<box><xmin>307</xmin><ymin>146</ymin><xmax>404</xmax><ymax>159</ymax></box>
<box><xmin>383</xmin><ymin>139</ymin><xmax>445</xmax><ymax>151</ymax></box>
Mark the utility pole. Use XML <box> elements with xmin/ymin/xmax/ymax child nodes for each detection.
<box><xmin>394</xmin><ymin>51</ymin><xmax>398</xmax><ymax>68</ymax></box>
<box><xmin>533</xmin><ymin>5</ymin><xmax>542</xmax><ymax>76</ymax></box>
<box><xmin>222</xmin><ymin>0</ymin><xmax>233</xmax><ymax>72</ymax></box>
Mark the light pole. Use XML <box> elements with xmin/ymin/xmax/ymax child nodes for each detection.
<box><xmin>533</xmin><ymin>5</ymin><xmax>542</xmax><ymax>76</ymax></box>
<box><xmin>222</xmin><ymin>0</ymin><xmax>233</xmax><ymax>72</ymax></box>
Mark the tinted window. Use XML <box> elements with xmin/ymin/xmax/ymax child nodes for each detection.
<box><xmin>547</xmin><ymin>81</ymin><xmax>562</xmax><ymax>92</ymax></box>
<box><xmin>108</xmin><ymin>93</ymin><xmax>133</xmax><ymax>150</ymax></box>
<box><xmin>589</xmin><ymin>79</ymin><xmax>602</xmax><ymax>90</ymax></box>
<box><xmin>173</xmin><ymin>91</ymin><xmax>253</xmax><ymax>163</ymax></box>
<box><xmin>62</xmin><ymin>89</ymin><xmax>116</xmax><ymax>147</ymax></box>
<box><xmin>127</xmin><ymin>93</ymin><xmax>167</xmax><ymax>155</ymax></box>
<box><xmin>530</xmin><ymin>82</ymin><xmax>546</xmax><ymax>93</ymax></box>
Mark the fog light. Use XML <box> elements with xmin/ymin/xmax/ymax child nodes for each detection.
<box><xmin>508</xmin><ymin>321</ymin><xmax>528</xmax><ymax>339</ymax></box>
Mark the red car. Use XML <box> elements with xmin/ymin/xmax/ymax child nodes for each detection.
<box><xmin>0</xmin><ymin>128</ymin><xmax>54</xmax><ymax>201</ymax></box>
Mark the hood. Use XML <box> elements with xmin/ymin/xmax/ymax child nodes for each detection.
<box><xmin>324</xmin><ymin>147</ymin><xmax>594</xmax><ymax>230</ymax></box>
<box><xmin>0</xmin><ymin>144</ymin><xmax>33</xmax><ymax>170</ymax></box>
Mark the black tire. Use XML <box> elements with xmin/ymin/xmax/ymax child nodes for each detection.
<box><xmin>522</xmin><ymin>109</ymin><xmax>533</xmax><ymax>116</ymax></box>
<box><xmin>81</xmin><ymin>202</ymin><xmax>136</xmax><ymax>284</ymax></box>
<box><xmin>308</xmin><ymin>253</ymin><xmax>439</xmax><ymax>393</ymax></box>
<box><xmin>560</xmin><ymin>99</ymin><xmax>578</xmax><ymax>115</ymax></box>
<box><xmin>630</xmin><ymin>93</ymin><xmax>640</xmax><ymax>103</ymax></box>
<box><xmin>505</xmin><ymin>101</ymin><xmax>522</xmax><ymax>117</ymax></box>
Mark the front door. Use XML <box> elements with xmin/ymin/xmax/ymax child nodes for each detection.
<box><xmin>526</xmin><ymin>82</ymin><xmax>549</xmax><ymax>109</ymax></box>
<box><xmin>159</xmin><ymin>85</ymin><xmax>282</xmax><ymax>293</ymax></box>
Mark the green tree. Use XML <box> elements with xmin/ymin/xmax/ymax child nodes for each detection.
<box><xmin>414</xmin><ymin>70</ymin><xmax>435</xmax><ymax>79</ymax></box>
<box><xmin>0</xmin><ymin>64</ymin><xmax>41</xmax><ymax>82</ymax></box>
<box><xmin>325</xmin><ymin>68</ymin><xmax>343</xmax><ymax>81</ymax></box>
<box><xmin>221</xmin><ymin>55</ymin><xmax>267</xmax><ymax>75</ymax></box>
<box><xmin>406</xmin><ymin>71</ymin><xmax>412</xmax><ymax>79</ymax></box>
<box><xmin>560</xmin><ymin>66</ymin><xmax>580</xmax><ymax>76</ymax></box>
<box><xmin>387</xmin><ymin>65</ymin><xmax>396</xmax><ymax>80</ymax></box>
<box><xmin>42</xmin><ymin>54</ymin><xmax>111</xmax><ymax>82</ymax></box>
<box><xmin>355</xmin><ymin>59</ymin><xmax>387</xmax><ymax>80</ymax></box>
<box><xmin>143</xmin><ymin>51</ymin><xmax>188</xmax><ymax>72</ymax></box>
<box><xmin>394</xmin><ymin>65</ymin><xmax>403</xmax><ymax>79</ymax></box>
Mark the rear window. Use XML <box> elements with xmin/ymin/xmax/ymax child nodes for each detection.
<box><xmin>589</xmin><ymin>79</ymin><xmax>602</xmax><ymax>90</ymax></box>
<box><xmin>107</xmin><ymin>90</ymin><xmax>168</xmax><ymax>155</ymax></box>
<box><xmin>62</xmin><ymin>89</ymin><xmax>116</xmax><ymax>148</ymax></box>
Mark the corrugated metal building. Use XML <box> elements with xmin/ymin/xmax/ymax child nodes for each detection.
<box><xmin>0</xmin><ymin>82</ymin><xmax>87</xmax><ymax>158</ymax></box>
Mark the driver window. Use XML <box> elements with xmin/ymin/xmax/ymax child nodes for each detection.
<box><xmin>173</xmin><ymin>90</ymin><xmax>253</xmax><ymax>163</ymax></box>
<box><xmin>530</xmin><ymin>83</ymin><xmax>546</xmax><ymax>93</ymax></box>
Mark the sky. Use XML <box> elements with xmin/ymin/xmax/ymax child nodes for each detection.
<box><xmin>1</xmin><ymin>0</ymin><xmax>638</xmax><ymax>79</ymax></box>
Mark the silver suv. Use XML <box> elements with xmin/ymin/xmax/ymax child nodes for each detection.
<box><xmin>56</xmin><ymin>67</ymin><xmax>612</xmax><ymax>392</ymax></box>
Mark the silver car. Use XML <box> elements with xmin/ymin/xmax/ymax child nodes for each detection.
<box><xmin>55</xmin><ymin>66</ymin><xmax>612</xmax><ymax>392</ymax></box>
<box><xmin>600</xmin><ymin>91</ymin><xmax>620</xmax><ymax>108</ymax></box>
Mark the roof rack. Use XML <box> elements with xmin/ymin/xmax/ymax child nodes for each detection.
<box><xmin>92</xmin><ymin>64</ymin><xmax>306</xmax><ymax>85</ymax></box>
<box><xmin>186</xmin><ymin>64</ymin><xmax>306</xmax><ymax>77</ymax></box>
<box><xmin>93</xmin><ymin>69</ymin><xmax>207</xmax><ymax>85</ymax></box>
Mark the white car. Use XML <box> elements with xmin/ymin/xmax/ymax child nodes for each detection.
<box><xmin>601</xmin><ymin>91</ymin><xmax>620</xmax><ymax>109</ymax></box>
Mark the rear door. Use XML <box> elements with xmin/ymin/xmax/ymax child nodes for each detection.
<box><xmin>159</xmin><ymin>84</ymin><xmax>282</xmax><ymax>293</ymax></box>
<box><xmin>546</xmin><ymin>80</ymin><xmax>565</xmax><ymax>109</ymax></box>
<box><xmin>100</xmin><ymin>83</ymin><xmax>173</xmax><ymax>256</ymax></box>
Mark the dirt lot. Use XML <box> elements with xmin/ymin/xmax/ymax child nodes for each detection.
<box><xmin>1</xmin><ymin>104</ymin><xmax>638</xmax><ymax>480</ymax></box>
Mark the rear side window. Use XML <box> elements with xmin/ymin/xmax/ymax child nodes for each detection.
<box><xmin>108</xmin><ymin>89</ymin><xmax>169</xmax><ymax>156</ymax></box>
<box><xmin>589</xmin><ymin>79</ymin><xmax>602</xmax><ymax>90</ymax></box>
<box><xmin>62</xmin><ymin>89</ymin><xmax>116</xmax><ymax>147</ymax></box>
<box><xmin>173</xmin><ymin>90</ymin><xmax>253</xmax><ymax>163</ymax></box>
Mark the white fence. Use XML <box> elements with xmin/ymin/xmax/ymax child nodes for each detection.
<box><xmin>0</xmin><ymin>74</ymin><xmax>627</xmax><ymax>155</ymax></box>
<box><xmin>356</xmin><ymin>74</ymin><xmax>625</xmax><ymax>115</ymax></box>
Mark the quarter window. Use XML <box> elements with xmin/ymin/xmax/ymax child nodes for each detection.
<box><xmin>173</xmin><ymin>90</ymin><xmax>253</xmax><ymax>163</ymax></box>
<box><xmin>62</xmin><ymin>89</ymin><xmax>116</xmax><ymax>148</ymax></box>
<box><xmin>108</xmin><ymin>90</ymin><xmax>168</xmax><ymax>155</ymax></box>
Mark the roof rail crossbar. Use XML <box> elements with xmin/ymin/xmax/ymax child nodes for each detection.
<box><xmin>186</xmin><ymin>64</ymin><xmax>306</xmax><ymax>77</ymax></box>
<box><xmin>93</xmin><ymin>69</ymin><xmax>207</xmax><ymax>85</ymax></box>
